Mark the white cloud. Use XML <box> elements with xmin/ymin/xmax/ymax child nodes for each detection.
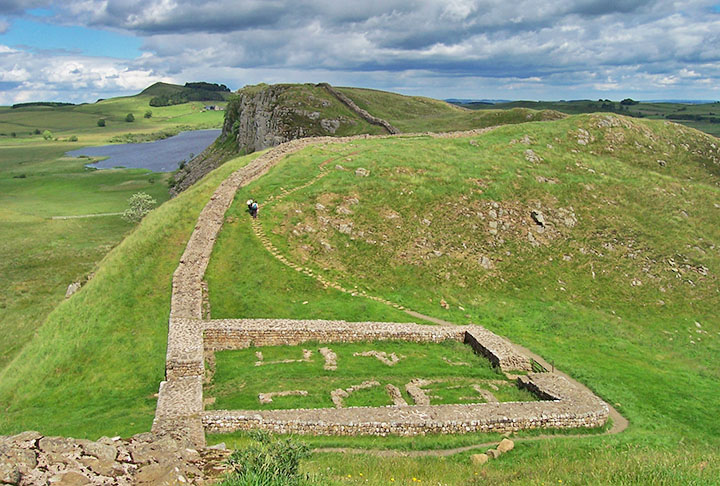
<box><xmin>1</xmin><ymin>0</ymin><xmax>720</xmax><ymax>101</ymax></box>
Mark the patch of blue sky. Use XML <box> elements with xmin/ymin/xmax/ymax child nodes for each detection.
<box><xmin>0</xmin><ymin>18</ymin><xmax>142</xmax><ymax>59</ymax></box>
<box><xmin>712</xmin><ymin>4</ymin><xmax>720</xmax><ymax>13</ymax></box>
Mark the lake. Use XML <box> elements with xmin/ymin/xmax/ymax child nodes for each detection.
<box><xmin>66</xmin><ymin>129</ymin><xmax>222</xmax><ymax>172</ymax></box>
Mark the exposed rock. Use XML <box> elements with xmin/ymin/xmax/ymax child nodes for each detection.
<box><xmin>258</xmin><ymin>390</ymin><xmax>308</xmax><ymax>404</ymax></box>
<box><xmin>385</xmin><ymin>384</ymin><xmax>408</xmax><ymax>406</ymax></box>
<box><xmin>531</xmin><ymin>210</ymin><xmax>545</xmax><ymax>227</ymax></box>
<box><xmin>336</xmin><ymin>206</ymin><xmax>353</xmax><ymax>215</ymax></box>
<box><xmin>486</xmin><ymin>448</ymin><xmax>502</xmax><ymax>459</ymax></box>
<box><xmin>470</xmin><ymin>453</ymin><xmax>489</xmax><ymax>465</ymax></box>
<box><xmin>65</xmin><ymin>282</ymin><xmax>82</xmax><ymax>299</ymax></box>
<box><xmin>405</xmin><ymin>379</ymin><xmax>432</xmax><ymax>406</ymax></box>
<box><xmin>319</xmin><ymin>347</ymin><xmax>338</xmax><ymax>370</ymax></box>
<box><xmin>524</xmin><ymin>149</ymin><xmax>542</xmax><ymax>163</ymax></box>
<box><xmin>52</xmin><ymin>471</ymin><xmax>91</xmax><ymax>485</ymax></box>
<box><xmin>353</xmin><ymin>350</ymin><xmax>402</xmax><ymax>366</ymax></box>
<box><xmin>479</xmin><ymin>256</ymin><xmax>494</xmax><ymax>270</ymax></box>
<box><xmin>497</xmin><ymin>438</ymin><xmax>515</xmax><ymax>453</ymax></box>
<box><xmin>331</xmin><ymin>381</ymin><xmax>381</xmax><ymax>408</ymax></box>
<box><xmin>355</xmin><ymin>167</ymin><xmax>370</xmax><ymax>177</ymax></box>
<box><xmin>0</xmin><ymin>461</ymin><xmax>20</xmax><ymax>485</ymax></box>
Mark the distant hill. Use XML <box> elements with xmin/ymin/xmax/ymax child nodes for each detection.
<box><xmin>140</xmin><ymin>81</ymin><xmax>232</xmax><ymax>107</ymax></box>
<box><xmin>450</xmin><ymin>99</ymin><xmax>720</xmax><ymax>137</ymax></box>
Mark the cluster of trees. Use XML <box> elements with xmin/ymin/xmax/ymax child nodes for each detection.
<box><xmin>666</xmin><ymin>114</ymin><xmax>720</xmax><ymax>123</ymax></box>
<box><xmin>184</xmin><ymin>82</ymin><xmax>230</xmax><ymax>92</ymax></box>
<box><xmin>11</xmin><ymin>102</ymin><xmax>74</xmax><ymax>109</ymax></box>
<box><xmin>150</xmin><ymin>90</ymin><xmax>226</xmax><ymax>107</ymax></box>
<box><xmin>149</xmin><ymin>82</ymin><xmax>230</xmax><ymax>107</ymax></box>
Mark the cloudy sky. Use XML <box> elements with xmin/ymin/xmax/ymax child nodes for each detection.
<box><xmin>1</xmin><ymin>0</ymin><xmax>719</xmax><ymax>104</ymax></box>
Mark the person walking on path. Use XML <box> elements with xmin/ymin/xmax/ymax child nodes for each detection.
<box><xmin>246</xmin><ymin>199</ymin><xmax>259</xmax><ymax>219</ymax></box>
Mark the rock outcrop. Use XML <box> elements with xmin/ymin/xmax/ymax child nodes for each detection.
<box><xmin>170</xmin><ymin>83</ymin><xmax>392</xmax><ymax>197</ymax></box>
<box><xmin>0</xmin><ymin>431</ymin><xmax>228</xmax><ymax>485</ymax></box>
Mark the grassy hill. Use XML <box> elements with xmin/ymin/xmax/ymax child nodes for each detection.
<box><xmin>455</xmin><ymin>99</ymin><xmax>720</xmax><ymax>138</ymax></box>
<box><xmin>1</xmin><ymin>110</ymin><xmax>718</xmax><ymax>483</ymax></box>
<box><xmin>337</xmin><ymin>86</ymin><xmax>565</xmax><ymax>132</ymax></box>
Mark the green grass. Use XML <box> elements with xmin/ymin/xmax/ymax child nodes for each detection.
<box><xmin>205</xmin><ymin>341</ymin><xmax>528</xmax><ymax>411</ymax></box>
<box><xmin>337</xmin><ymin>86</ymin><xmax>565</xmax><ymax>132</ymax></box>
<box><xmin>0</xmin><ymin>147</ymin><xmax>259</xmax><ymax>438</ymax></box>
<box><xmin>0</xmin><ymin>90</ymin><xmax>226</xmax><ymax>370</ymax></box>
<box><xmin>2</xmin><ymin>102</ymin><xmax>719</xmax><ymax>484</ymax></box>
<box><xmin>203</xmin><ymin>114</ymin><xmax>720</xmax><ymax>483</ymax></box>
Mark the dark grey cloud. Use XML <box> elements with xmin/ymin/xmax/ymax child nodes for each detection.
<box><xmin>0</xmin><ymin>0</ymin><xmax>50</xmax><ymax>15</ymax></box>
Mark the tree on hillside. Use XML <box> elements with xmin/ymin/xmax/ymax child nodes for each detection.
<box><xmin>97</xmin><ymin>119</ymin><xmax>106</xmax><ymax>127</ymax></box>
<box><xmin>125</xmin><ymin>113</ymin><xmax>135</xmax><ymax>122</ymax></box>
<box><xmin>42</xmin><ymin>130</ymin><xmax>53</xmax><ymax>140</ymax></box>
<box><xmin>621</xmin><ymin>98</ymin><xmax>639</xmax><ymax>105</ymax></box>
<box><xmin>144</xmin><ymin>110</ymin><xmax>152</xmax><ymax>118</ymax></box>
<box><xmin>122</xmin><ymin>192</ymin><xmax>156</xmax><ymax>223</ymax></box>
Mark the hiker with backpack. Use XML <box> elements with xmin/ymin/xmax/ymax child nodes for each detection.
<box><xmin>246</xmin><ymin>199</ymin><xmax>259</xmax><ymax>219</ymax></box>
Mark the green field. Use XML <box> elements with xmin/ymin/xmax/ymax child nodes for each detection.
<box><xmin>2</xmin><ymin>85</ymin><xmax>719</xmax><ymax>485</ymax></box>
<box><xmin>202</xmin><ymin>114</ymin><xmax>719</xmax><ymax>483</ymax></box>
<box><xmin>0</xmin><ymin>89</ymin><xmax>225</xmax><ymax>370</ymax></box>
<box><xmin>455</xmin><ymin>99</ymin><xmax>720</xmax><ymax>137</ymax></box>
<box><xmin>206</xmin><ymin>341</ymin><xmax>533</xmax><ymax>411</ymax></box>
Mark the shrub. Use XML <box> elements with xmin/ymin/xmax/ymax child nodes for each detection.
<box><xmin>69</xmin><ymin>135</ymin><xmax>78</xmax><ymax>142</ymax></box>
<box><xmin>125</xmin><ymin>113</ymin><xmax>135</xmax><ymax>122</ymax></box>
<box><xmin>121</xmin><ymin>192</ymin><xmax>156</xmax><ymax>223</ymax></box>
<box><xmin>42</xmin><ymin>130</ymin><xmax>53</xmax><ymax>140</ymax></box>
<box><xmin>11</xmin><ymin>132</ymin><xmax>16</xmax><ymax>138</ymax></box>
<box><xmin>144</xmin><ymin>110</ymin><xmax>152</xmax><ymax>119</ymax></box>
<box><xmin>97</xmin><ymin>119</ymin><xmax>106</xmax><ymax>127</ymax></box>
<box><xmin>220</xmin><ymin>431</ymin><xmax>314</xmax><ymax>486</ymax></box>
<box><xmin>33</xmin><ymin>128</ymin><xmax>41</xmax><ymax>135</ymax></box>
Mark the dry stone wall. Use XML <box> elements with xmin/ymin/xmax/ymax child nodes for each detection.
<box><xmin>319</xmin><ymin>83</ymin><xmax>399</xmax><ymax>134</ymax></box>
<box><xmin>203</xmin><ymin>373</ymin><xmax>608</xmax><ymax>436</ymax></box>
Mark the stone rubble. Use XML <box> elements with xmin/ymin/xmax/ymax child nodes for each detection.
<box><xmin>258</xmin><ymin>390</ymin><xmax>309</xmax><ymax>405</ymax></box>
<box><xmin>319</xmin><ymin>347</ymin><xmax>338</xmax><ymax>370</ymax></box>
<box><xmin>353</xmin><ymin>350</ymin><xmax>402</xmax><ymax>366</ymax></box>
<box><xmin>0</xmin><ymin>431</ymin><xmax>224</xmax><ymax>486</ymax></box>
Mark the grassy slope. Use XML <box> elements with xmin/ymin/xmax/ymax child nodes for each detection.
<box><xmin>205</xmin><ymin>114</ymin><xmax>720</xmax><ymax>484</ymax></box>
<box><xmin>0</xmin><ymin>151</ymin><xmax>260</xmax><ymax>438</ymax></box>
<box><xmin>0</xmin><ymin>98</ymin><xmax>224</xmax><ymax>369</ymax></box>
<box><xmin>337</xmin><ymin>86</ymin><xmax>565</xmax><ymax>133</ymax></box>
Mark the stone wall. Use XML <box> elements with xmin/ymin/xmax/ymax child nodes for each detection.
<box><xmin>203</xmin><ymin>373</ymin><xmax>608</xmax><ymax>436</ymax></box>
<box><xmin>319</xmin><ymin>83</ymin><xmax>399</xmax><ymax>134</ymax></box>
<box><xmin>202</xmin><ymin>319</ymin><xmax>531</xmax><ymax>373</ymax></box>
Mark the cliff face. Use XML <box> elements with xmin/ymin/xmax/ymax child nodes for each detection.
<box><xmin>169</xmin><ymin>83</ymin><xmax>387</xmax><ymax>195</ymax></box>
<box><xmin>220</xmin><ymin>83</ymin><xmax>375</xmax><ymax>154</ymax></box>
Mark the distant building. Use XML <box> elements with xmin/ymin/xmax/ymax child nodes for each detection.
<box><xmin>203</xmin><ymin>105</ymin><xmax>224</xmax><ymax>111</ymax></box>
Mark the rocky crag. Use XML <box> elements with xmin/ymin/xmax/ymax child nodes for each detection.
<box><xmin>170</xmin><ymin>83</ymin><xmax>394</xmax><ymax>196</ymax></box>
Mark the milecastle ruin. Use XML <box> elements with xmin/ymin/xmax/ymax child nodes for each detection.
<box><xmin>152</xmin><ymin>133</ymin><xmax>610</xmax><ymax>448</ymax></box>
